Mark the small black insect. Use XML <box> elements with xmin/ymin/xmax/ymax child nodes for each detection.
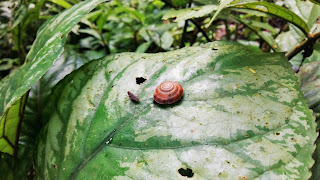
<box><xmin>128</xmin><ymin>91</ymin><xmax>140</xmax><ymax>103</ymax></box>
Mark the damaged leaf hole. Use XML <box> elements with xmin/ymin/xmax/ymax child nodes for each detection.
<box><xmin>136</xmin><ymin>77</ymin><xmax>146</xmax><ymax>85</ymax></box>
<box><xmin>178</xmin><ymin>168</ymin><xmax>194</xmax><ymax>178</ymax></box>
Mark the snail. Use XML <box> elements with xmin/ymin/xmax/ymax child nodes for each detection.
<box><xmin>153</xmin><ymin>81</ymin><xmax>184</xmax><ymax>104</ymax></box>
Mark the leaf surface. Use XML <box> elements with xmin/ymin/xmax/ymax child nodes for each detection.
<box><xmin>36</xmin><ymin>42</ymin><xmax>316</xmax><ymax>179</ymax></box>
<box><xmin>206</xmin><ymin>0</ymin><xmax>234</xmax><ymax>28</ymax></box>
<box><xmin>162</xmin><ymin>5</ymin><xmax>218</xmax><ymax>22</ymax></box>
<box><xmin>309</xmin><ymin>0</ymin><xmax>320</xmax><ymax>8</ymax></box>
<box><xmin>311</xmin><ymin>137</ymin><xmax>320</xmax><ymax>180</ymax></box>
<box><xmin>299</xmin><ymin>43</ymin><xmax>320</xmax><ymax>113</ymax></box>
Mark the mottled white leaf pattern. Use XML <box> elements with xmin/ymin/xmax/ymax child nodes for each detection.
<box><xmin>36</xmin><ymin>42</ymin><xmax>316</xmax><ymax>179</ymax></box>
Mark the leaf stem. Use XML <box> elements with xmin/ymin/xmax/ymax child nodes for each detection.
<box><xmin>286</xmin><ymin>31</ymin><xmax>320</xmax><ymax>61</ymax></box>
<box><xmin>162</xmin><ymin>0</ymin><xmax>212</xmax><ymax>43</ymax></box>
<box><xmin>180</xmin><ymin>0</ymin><xmax>192</xmax><ymax>48</ymax></box>
<box><xmin>189</xmin><ymin>19</ymin><xmax>212</xmax><ymax>42</ymax></box>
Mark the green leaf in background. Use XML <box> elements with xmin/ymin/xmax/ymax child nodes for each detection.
<box><xmin>275</xmin><ymin>0</ymin><xmax>320</xmax><ymax>67</ymax></box>
<box><xmin>162</xmin><ymin>5</ymin><xmax>218</xmax><ymax>22</ymax></box>
<box><xmin>26</xmin><ymin>0</ymin><xmax>107</xmax><ymax>62</ymax></box>
<box><xmin>169</xmin><ymin>0</ymin><xmax>189</xmax><ymax>7</ymax></box>
<box><xmin>206</xmin><ymin>0</ymin><xmax>234</xmax><ymax>28</ymax></box>
<box><xmin>230</xmin><ymin>15</ymin><xmax>279</xmax><ymax>52</ymax></box>
<box><xmin>231</xmin><ymin>2</ymin><xmax>310</xmax><ymax>36</ymax></box>
<box><xmin>0</xmin><ymin>0</ymin><xmax>108</xmax><ymax>155</ymax></box>
<box><xmin>160</xmin><ymin>31</ymin><xmax>174</xmax><ymax>50</ymax></box>
<box><xmin>36</xmin><ymin>42</ymin><xmax>316</xmax><ymax>179</ymax></box>
<box><xmin>299</xmin><ymin>43</ymin><xmax>320</xmax><ymax>113</ymax></box>
<box><xmin>0</xmin><ymin>47</ymin><xmax>91</xmax><ymax>180</ymax></box>
<box><xmin>0</xmin><ymin>93</ymin><xmax>28</xmax><ymax>155</ymax></box>
<box><xmin>135</xmin><ymin>42</ymin><xmax>152</xmax><ymax>53</ymax></box>
<box><xmin>284</xmin><ymin>0</ymin><xmax>320</xmax><ymax>29</ymax></box>
<box><xmin>0</xmin><ymin>58</ymin><xmax>20</xmax><ymax>71</ymax></box>
<box><xmin>27</xmin><ymin>47</ymin><xmax>91</xmax><ymax>126</ymax></box>
<box><xmin>241</xmin><ymin>19</ymin><xmax>279</xmax><ymax>35</ymax></box>
<box><xmin>50</xmin><ymin>0</ymin><xmax>72</xmax><ymax>9</ymax></box>
<box><xmin>311</xmin><ymin>137</ymin><xmax>320</xmax><ymax>180</ymax></box>
<box><xmin>0</xmin><ymin>38</ymin><xmax>66</xmax><ymax>155</ymax></box>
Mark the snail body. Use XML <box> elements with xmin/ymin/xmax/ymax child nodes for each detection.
<box><xmin>153</xmin><ymin>81</ymin><xmax>183</xmax><ymax>104</ymax></box>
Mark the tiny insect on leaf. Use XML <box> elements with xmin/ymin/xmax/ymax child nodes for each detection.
<box><xmin>128</xmin><ymin>91</ymin><xmax>140</xmax><ymax>102</ymax></box>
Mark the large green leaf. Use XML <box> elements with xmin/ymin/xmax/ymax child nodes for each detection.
<box><xmin>36</xmin><ymin>42</ymin><xmax>316</xmax><ymax>179</ymax></box>
<box><xmin>0</xmin><ymin>0</ymin><xmax>107</xmax><ymax>155</ymax></box>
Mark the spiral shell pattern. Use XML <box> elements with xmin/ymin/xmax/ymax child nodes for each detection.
<box><xmin>153</xmin><ymin>81</ymin><xmax>184</xmax><ymax>104</ymax></box>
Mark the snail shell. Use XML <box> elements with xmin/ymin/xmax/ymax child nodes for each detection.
<box><xmin>153</xmin><ymin>81</ymin><xmax>184</xmax><ymax>104</ymax></box>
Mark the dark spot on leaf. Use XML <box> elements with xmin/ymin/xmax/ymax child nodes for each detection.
<box><xmin>275</xmin><ymin>132</ymin><xmax>280</xmax><ymax>135</ymax></box>
<box><xmin>53</xmin><ymin>164</ymin><xmax>57</xmax><ymax>169</ymax></box>
<box><xmin>178</xmin><ymin>168</ymin><xmax>194</xmax><ymax>178</ymax></box>
<box><xmin>136</xmin><ymin>77</ymin><xmax>147</xmax><ymax>85</ymax></box>
<box><xmin>212</xmin><ymin>47</ymin><xmax>218</xmax><ymax>50</ymax></box>
<box><xmin>111</xmin><ymin>85</ymin><xmax>114</xmax><ymax>88</ymax></box>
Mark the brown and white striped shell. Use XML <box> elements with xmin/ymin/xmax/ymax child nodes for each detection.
<box><xmin>153</xmin><ymin>81</ymin><xmax>184</xmax><ymax>104</ymax></box>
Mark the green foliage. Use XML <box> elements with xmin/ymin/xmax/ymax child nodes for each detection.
<box><xmin>309</xmin><ymin>0</ymin><xmax>320</xmax><ymax>6</ymax></box>
<box><xmin>162</xmin><ymin>5</ymin><xmax>218</xmax><ymax>22</ymax></box>
<box><xmin>232</xmin><ymin>2</ymin><xmax>310</xmax><ymax>36</ymax></box>
<box><xmin>311</xmin><ymin>137</ymin><xmax>320</xmax><ymax>180</ymax></box>
<box><xmin>0</xmin><ymin>0</ymin><xmax>320</xmax><ymax>179</ymax></box>
<box><xmin>206</xmin><ymin>0</ymin><xmax>233</xmax><ymax>28</ymax></box>
<box><xmin>0</xmin><ymin>0</ymin><xmax>107</xmax><ymax>156</ymax></box>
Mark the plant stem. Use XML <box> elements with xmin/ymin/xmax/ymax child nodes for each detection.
<box><xmin>180</xmin><ymin>0</ymin><xmax>192</xmax><ymax>48</ymax></box>
<box><xmin>286</xmin><ymin>31</ymin><xmax>320</xmax><ymax>60</ymax></box>
<box><xmin>224</xmin><ymin>20</ymin><xmax>230</xmax><ymax>40</ymax></box>
<box><xmin>162</xmin><ymin>0</ymin><xmax>212</xmax><ymax>43</ymax></box>
<box><xmin>99</xmin><ymin>33</ymin><xmax>110</xmax><ymax>54</ymax></box>
<box><xmin>190</xmin><ymin>19</ymin><xmax>212</xmax><ymax>42</ymax></box>
<box><xmin>180</xmin><ymin>20</ymin><xmax>189</xmax><ymax>48</ymax></box>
